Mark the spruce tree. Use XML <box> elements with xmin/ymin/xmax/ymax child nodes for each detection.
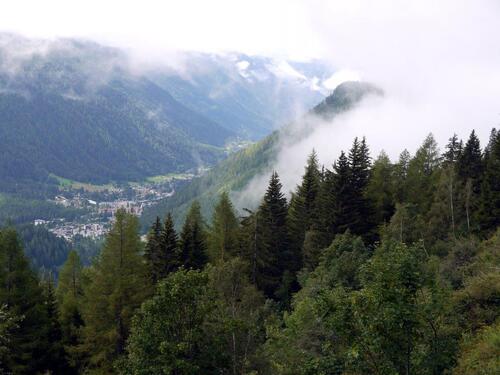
<box><xmin>144</xmin><ymin>216</ymin><xmax>162</xmax><ymax>283</ymax></box>
<box><xmin>208</xmin><ymin>192</ymin><xmax>239</xmax><ymax>263</ymax></box>
<box><xmin>347</xmin><ymin>137</ymin><xmax>375</xmax><ymax>238</ymax></box>
<box><xmin>456</xmin><ymin>130</ymin><xmax>483</xmax><ymax>232</ymax></box>
<box><xmin>81</xmin><ymin>209</ymin><xmax>148</xmax><ymax>372</ymax></box>
<box><xmin>145</xmin><ymin>214</ymin><xmax>181</xmax><ymax>283</ymax></box>
<box><xmin>287</xmin><ymin>150</ymin><xmax>321</xmax><ymax>272</ymax></box>
<box><xmin>366</xmin><ymin>151</ymin><xmax>395</xmax><ymax>226</ymax></box>
<box><xmin>0</xmin><ymin>228</ymin><xmax>49</xmax><ymax>374</ymax></box>
<box><xmin>443</xmin><ymin>133</ymin><xmax>463</xmax><ymax>165</ymax></box>
<box><xmin>57</xmin><ymin>250</ymin><xmax>85</xmax><ymax>373</ymax></box>
<box><xmin>479</xmin><ymin>129</ymin><xmax>500</xmax><ymax>234</ymax></box>
<box><xmin>179</xmin><ymin>201</ymin><xmax>208</xmax><ymax>270</ymax></box>
<box><xmin>41</xmin><ymin>275</ymin><xmax>67</xmax><ymax>373</ymax></box>
<box><xmin>256</xmin><ymin>172</ymin><xmax>290</xmax><ymax>299</ymax></box>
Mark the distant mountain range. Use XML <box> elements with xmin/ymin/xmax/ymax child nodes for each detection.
<box><xmin>0</xmin><ymin>33</ymin><xmax>335</xmax><ymax>190</ymax></box>
<box><xmin>141</xmin><ymin>81</ymin><xmax>382</xmax><ymax>228</ymax></box>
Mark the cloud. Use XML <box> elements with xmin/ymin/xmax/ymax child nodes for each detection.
<box><xmin>233</xmin><ymin>0</ymin><xmax>500</xmax><ymax>209</ymax></box>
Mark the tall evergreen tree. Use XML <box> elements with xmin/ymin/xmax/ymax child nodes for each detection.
<box><xmin>479</xmin><ymin>129</ymin><xmax>500</xmax><ymax>234</ymax></box>
<box><xmin>41</xmin><ymin>275</ymin><xmax>67</xmax><ymax>373</ymax></box>
<box><xmin>0</xmin><ymin>227</ymin><xmax>49</xmax><ymax>374</ymax></box>
<box><xmin>443</xmin><ymin>133</ymin><xmax>463</xmax><ymax>165</ymax></box>
<box><xmin>145</xmin><ymin>214</ymin><xmax>181</xmax><ymax>283</ymax></box>
<box><xmin>457</xmin><ymin>130</ymin><xmax>482</xmax><ymax>182</ymax></box>
<box><xmin>56</xmin><ymin>250</ymin><xmax>85</xmax><ymax>373</ymax></box>
<box><xmin>81</xmin><ymin>209</ymin><xmax>148</xmax><ymax>372</ymax></box>
<box><xmin>366</xmin><ymin>151</ymin><xmax>395</xmax><ymax>226</ymax></box>
<box><xmin>287</xmin><ymin>150</ymin><xmax>321</xmax><ymax>271</ymax></box>
<box><xmin>393</xmin><ymin>149</ymin><xmax>411</xmax><ymax>203</ymax></box>
<box><xmin>144</xmin><ymin>216</ymin><xmax>162</xmax><ymax>283</ymax></box>
<box><xmin>406</xmin><ymin>133</ymin><xmax>441</xmax><ymax>213</ymax></box>
<box><xmin>346</xmin><ymin>137</ymin><xmax>375</xmax><ymax>238</ymax></box>
<box><xmin>456</xmin><ymin>130</ymin><xmax>483</xmax><ymax>232</ymax></box>
<box><xmin>208</xmin><ymin>192</ymin><xmax>239</xmax><ymax>263</ymax></box>
<box><xmin>255</xmin><ymin>172</ymin><xmax>290</xmax><ymax>299</ymax></box>
<box><xmin>180</xmin><ymin>201</ymin><xmax>208</xmax><ymax>270</ymax></box>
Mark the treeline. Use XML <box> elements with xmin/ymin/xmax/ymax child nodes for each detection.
<box><xmin>0</xmin><ymin>130</ymin><xmax>499</xmax><ymax>374</ymax></box>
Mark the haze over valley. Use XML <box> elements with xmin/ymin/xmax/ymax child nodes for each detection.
<box><xmin>0</xmin><ymin>1</ymin><xmax>499</xmax><ymax>374</ymax></box>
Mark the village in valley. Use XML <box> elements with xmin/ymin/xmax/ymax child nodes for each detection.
<box><xmin>33</xmin><ymin>174</ymin><xmax>193</xmax><ymax>241</ymax></box>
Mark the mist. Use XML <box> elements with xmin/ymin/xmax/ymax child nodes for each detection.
<box><xmin>232</xmin><ymin>0</ymin><xmax>500</xmax><ymax>209</ymax></box>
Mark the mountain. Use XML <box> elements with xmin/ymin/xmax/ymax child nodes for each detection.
<box><xmin>0</xmin><ymin>34</ymin><xmax>335</xmax><ymax>193</ymax></box>
<box><xmin>0</xmin><ymin>34</ymin><xmax>235</xmax><ymax>188</ymax></box>
<box><xmin>148</xmin><ymin>53</ymin><xmax>334</xmax><ymax>139</ymax></box>
<box><xmin>141</xmin><ymin>81</ymin><xmax>382</xmax><ymax>228</ymax></box>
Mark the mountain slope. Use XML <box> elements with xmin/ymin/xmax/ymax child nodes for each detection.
<box><xmin>147</xmin><ymin>53</ymin><xmax>334</xmax><ymax>139</ymax></box>
<box><xmin>141</xmin><ymin>81</ymin><xmax>382</xmax><ymax>228</ymax></box>
<box><xmin>0</xmin><ymin>35</ymin><xmax>233</xmax><ymax>187</ymax></box>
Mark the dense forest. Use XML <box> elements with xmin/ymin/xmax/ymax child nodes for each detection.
<box><xmin>0</xmin><ymin>129</ymin><xmax>499</xmax><ymax>374</ymax></box>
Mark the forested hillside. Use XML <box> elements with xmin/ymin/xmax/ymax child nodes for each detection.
<box><xmin>0</xmin><ymin>35</ymin><xmax>234</xmax><ymax>187</ymax></box>
<box><xmin>141</xmin><ymin>81</ymin><xmax>381</xmax><ymax>228</ymax></box>
<box><xmin>1</xmin><ymin>129</ymin><xmax>498</xmax><ymax>374</ymax></box>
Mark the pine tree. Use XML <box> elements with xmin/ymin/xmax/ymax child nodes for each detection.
<box><xmin>208</xmin><ymin>192</ymin><xmax>239</xmax><ymax>263</ymax></box>
<box><xmin>456</xmin><ymin>130</ymin><xmax>483</xmax><ymax>232</ymax></box>
<box><xmin>144</xmin><ymin>216</ymin><xmax>162</xmax><ymax>283</ymax></box>
<box><xmin>256</xmin><ymin>172</ymin><xmax>290</xmax><ymax>299</ymax></box>
<box><xmin>443</xmin><ymin>133</ymin><xmax>463</xmax><ymax>165</ymax></box>
<box><xmin>81</xmin><ymin>209</ymin><xmax>148</xmax><ymax>372</ymax></box>
<box><xmin>41</xmin><ymin>274</ymin><xmax>67</xmax><ymax>373</ymax></box>
<box><xmin>366</xmin><ymin>151</ymin><xmax>395</xmax><ymax>226</ymax></box>
<box><xmin>406</xmin><ymin>134</ymin><xmax>441</xmax><ymax>213</ymax></box>
<box><xmin>145</xmin><ymin>214</ymin><xmax>181</xmax><ymax>283</ymax></box>
<box><xmin>347</xmin><ymin>137</ymin><xmax>375</xmax><ymax>238</ymax></box>
<box><xmin>180</xmin><ymin>201</ymin><xmax>208</xmax><ymax>270</ymax></box>
<box><xmin>287</xmin><ymin>150</ymin><xmax>321</xmax><ymax>271</ymax></box>
<box><xmin>329</xmin><ymin>151</ymin><xmax>351</xmax><ymax>235</ymax></box>
<box><xmin>0</xmin><ymin>228</ymin><xmax>49</xmax><ymax>374</ymax></box>
<box><xmin>479</xmin><ymin>129</ymin><xmax>500</xmax><ymax>234</ymax></box>
<box><xmin>393</xmin><ymin>149</ymin><xmax>411</xmax><ymax>203</ymax></box>
<box><xmin>457</xmin><ymin>131</ymin><xmax>482</xmax><ymax>182</ymax></box>
<box><xmin>56</xmin><ymin>250</ymin><xmax>84</xmax><ymax>372</ymax></box>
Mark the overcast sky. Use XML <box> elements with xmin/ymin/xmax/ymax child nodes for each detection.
<box><xmin>2</xmin><ymin>0</ymin><xmax>500</xmax><ymax>178</ymax></box>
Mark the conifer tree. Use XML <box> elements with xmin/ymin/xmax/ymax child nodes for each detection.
<box><xmin>347</xmin><ymin>137</ymin><xmax>375</xmax><ymax>238</ymax></box>
<box><xmin>393</xmin><ymin>149</ymin><xmax>411</xmax><ymax>203</ymax></box>
<box><xmin>479</xmin><ymin>129</ymin><xmax>500</xmax><ymax>234</ymax></box>
<box><xmin>81</xmin><ymin>209</ymin><xmax>147</xmax><ymax>372</ymax></box>
<box><xmin>144</xmin><ymin>216</ymin><xmax>162</xmax><ymax>282</ymax></box>
<box><xmin>366</xmin><ymin>151</ymin><xmax>395</xmax><ymax>225</ymax></box>
<box><xmin>456</xmin><ymin>130</ymin><xmax>483</xmax><ymax>232</ymax></box>
<box><xmin>287</xmin><ymin>150</ymin><xmax>321</xmax><ymax>271</ymax></box>
<box><xmin>56</xmin><ymin>250</ymin><xmax>84</xmax><ymax>371</ymax></box>
<box><xmin>41</xmin><ymin>274</ymin><xmax>67</xmax><ymax>373</ymax></box>
<box><xmin>180</xmin><ymin>201</ymin><xmax>208</xmax><ymax>270</ymax></box>
<box><xmin>332</xmin><ymin>151</ymin><xmax>351</xmax><ymax>230</ymax></box>
<box><xmin>406</xmin><ymin>133</ymin><xmax>441</xmax><ymax>213</ymax></box>
<box><xmin>0</xmin><ymin>228</ymin><xmax>49</xmax><ymax>374</ymax></box>
<box><xmin>208</xmin><ymin>192</ymin><xmax>239</xmax><ymax>263</ymax></box>
<box><xmin>145</xmin><ymin>214</ymin><xmax>181</xmax><ymax>283</ymax></box>
<box><xmin>443</xmin><ymin>133</ymin><xmax>463</xmax><ymax>165</ymax></box>
<box><xmin>457</xmin><ymin>131</ymin><xmax>482</xmax><ymax>183</ymax></box>
<box><xmin>255</xmin><ymin>172</ymin><xmax>290</xmax><ymax>299</ymax></box>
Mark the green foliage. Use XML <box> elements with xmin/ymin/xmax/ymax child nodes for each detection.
<box><xmin>81</xmin><ymin>210</ymin><xmax>148</xmax><ymax>372</ymax></box>
<box><xmin>453</xmin><ymin>320</ymin><xmax>500</xmax><ymax>375</ymax></box>
<box><xmin>145</xmin><ymin>214</ymin><xmax>182</xmax><ymax>284</ymax></box>
<box><xmin>208</xmin><ymin>192</ymin><xmax>240</xmax><ymax>263</ymax></box>
<box><xmin>57</xmin><ymin>250</ymin><xmax>85</xmax><ymax>372</ymax></box>
<box><xmin>255</xmin><ymin>172</ymin><xmax>290</xmax><ymax>300</ymax></box>
<box><xmin>122</xmin><ymin>269</ymin><xmax>224</xmax><ymax>375</ymax></box>
<box><xmin>179</xmin><ymin>201</ymin><xmax>208</xmax><ymax>270</ymax></box>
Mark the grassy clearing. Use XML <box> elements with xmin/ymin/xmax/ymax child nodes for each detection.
<box><xmin>50</xmin><ymin>174</ymin><xmax>117</xmax><ymax>192</ymax></box>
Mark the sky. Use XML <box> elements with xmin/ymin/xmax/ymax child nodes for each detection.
<box><xmin>2</xmin><ymin>0</ymin><xmax>500</xmax><ymax>203</ymax></box>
